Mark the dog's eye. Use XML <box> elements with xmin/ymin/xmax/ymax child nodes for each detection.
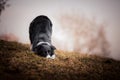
<box><xmin>44</xmin><ymin>51</ymin><xmax>47</xmax><ymax>53</ymax></box>
<box><xmin>40</xmin><ymin>51</ymin><xmax>43</xmax><ymax>53</ymax></box>
<box><xmin>41</xmin><ymin>51</ymin><xmax>45</xmax><ymax>53</ymax></box>
<box><xmin>48</xmin><ymin>50</ymin><xmax>50</xmax><ymax>53</ymax></box>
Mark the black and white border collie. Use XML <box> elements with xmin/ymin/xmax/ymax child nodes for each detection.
<box><xmin>29</xmin><ymin>15</ymin><xmax>56</xmax><ymax>59</ymax></box>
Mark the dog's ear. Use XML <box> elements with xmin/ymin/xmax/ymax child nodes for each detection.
<box><xmin>33</xmin><ymin>45</ymin><xmax>42</xmax><ymax>53</ymax></box>
<box><xmin>51</xmin><ymin>45</ymin><xmax>56</xmax><ymax>50</ymax></box>
<box><xmin>50</xmin><ymin>45</ymin><xmax>56</xmax><ymax>56</ymax></box>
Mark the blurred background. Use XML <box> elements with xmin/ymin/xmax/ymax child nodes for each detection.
<box><xmin>0</xmin><ymin>0</ymin><xmax>120</xmax><ymax>60</ymax></box>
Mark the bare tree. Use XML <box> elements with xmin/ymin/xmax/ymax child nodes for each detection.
<box><xmin>0</xmin><ymin>0</ymin><xmax>8</xmax><ymax>15</ymax></box>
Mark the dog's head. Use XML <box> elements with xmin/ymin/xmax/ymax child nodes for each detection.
<box><xmin>34</xmin><ymin>43</ymin><xmax>56</xmax><ymax>59</ymax></box>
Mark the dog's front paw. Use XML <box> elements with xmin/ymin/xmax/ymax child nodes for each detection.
<box><xmin>46</xmin><ymin>54</ymin><xmax>56</xmax><ymax>59</ymax></box>
<box><xmin>46</xmin><ymin>55</ymin><xmax>51</xmax><ymax>59</ymax></box>
<box><xmin>51</xmin><ymin>54</ymin><xmax>55</xmax><ymax>59</ymax></box>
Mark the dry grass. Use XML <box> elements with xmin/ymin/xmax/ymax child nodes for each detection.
<box><xmin>0</xmin><ymin>40</ymin><xmax>120</xmax><ymax>80</ymax></box>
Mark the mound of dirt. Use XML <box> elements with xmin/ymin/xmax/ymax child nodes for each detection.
<box><xmin>0</xmin><ymin>40</ymin><xmax>120</xmax><ymax>80</ymax></box>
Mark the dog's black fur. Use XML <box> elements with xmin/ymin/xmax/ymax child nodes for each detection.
<box><xmin>29</xmin><ymin>15</ymin><xmax>56</xmax><ymax>58</ymax></box>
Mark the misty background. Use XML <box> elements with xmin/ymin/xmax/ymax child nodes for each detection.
<box><xmin>0</xmin><ymin>0</ymin><xmax>120</xmax><ymax>60</ymax></box>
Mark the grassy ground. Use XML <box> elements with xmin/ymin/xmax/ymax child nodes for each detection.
<box><xmin>0</xmin><ymin>40</ymin><xmax>120</xmax><ymax>80</ymax></box>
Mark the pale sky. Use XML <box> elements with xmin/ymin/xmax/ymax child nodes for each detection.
<box><xmin>0</xmin><ymin>0</ymin><xmax>120</xmax><ymax>60</ymax></box>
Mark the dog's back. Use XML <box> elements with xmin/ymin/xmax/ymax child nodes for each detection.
<box><xmin>29</xmin><ymin>15</ymin><xmax>52</xmax><ymax>47</ymax></box>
